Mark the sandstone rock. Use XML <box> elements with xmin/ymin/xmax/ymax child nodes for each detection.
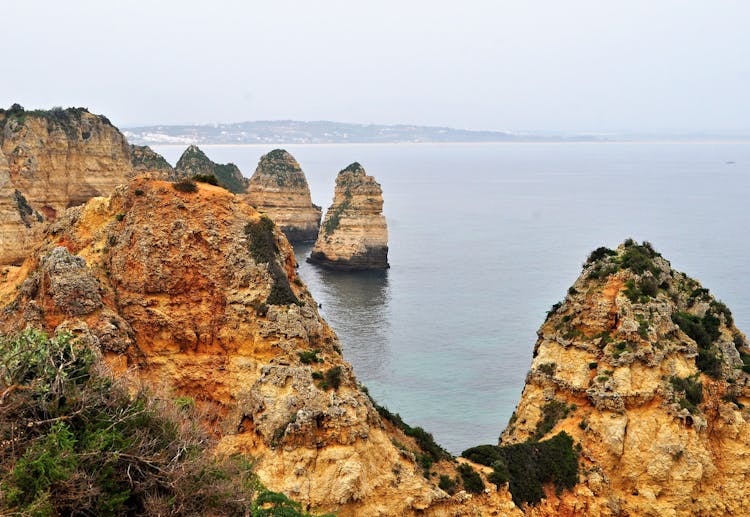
<box><xmin>0</xmin><ymin>106</ymin><xmax>135</xmax><ymax>265</ymax></box>
<box><xmin>175</xmin><ymin>144</ymin><xmax>248</xmax><ymax>193</ymax></box>
<box><xmin>242</xmin><ymin>149</ymin><xmax>322</xmax><ymax>242</ymax></box>
<box><xmin>308</xmin><ymin>162</ymin><xmax>389</xmax><ymax>270</ymax></box>
<box><xmin>130</xmin><ymin>144</ymin><xmax>177</xmax><ymax>179</ymax></box>
<box><xmin>500</xmin><ymin>241</ymin><xmax>750</xmax><ymax>516</ymax></box>
<box><xmin>0</xmin><ymin>178</ymin><xmax>516</xmax><ymax>516</ymax></box>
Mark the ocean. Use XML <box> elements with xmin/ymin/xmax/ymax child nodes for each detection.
<box><xmin>153</xmin><ymin>142</ymin><xmax>750</xmax><ymax>455</ymax></box>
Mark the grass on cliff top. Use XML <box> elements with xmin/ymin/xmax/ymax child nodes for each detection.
<box><xmin>0</xmin><ymin>104</ymin><xmax>112</xmax><ymax>138</ymax></box>
<box><xmin>0</xmin><ymin>330</ymin><xmax>331</xmax><ymax>517</ymax></box>
<box><xmin>462</xmin><ymin>432</ymin><xmax>579</xmax><ymax>507</ymax></box>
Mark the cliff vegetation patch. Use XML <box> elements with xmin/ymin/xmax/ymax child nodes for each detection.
<box><xmin>244</xmin><ymin>216</ymin><xmax>299</xmax><ymax>306</ymax></box>
<box><xmin>462</xmin><ymin>431</ymin><xmax>579</xmax><ymax>507</ymax></box>
<box><xmin>0</xmin><ymin>330</ymin><xmax>329</xmax><ymax>516</ymax></box>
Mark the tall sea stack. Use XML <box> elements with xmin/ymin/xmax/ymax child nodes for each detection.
<box><xmin>308</xmin><ymin>162</ymin><xmax>389</xmax><ymax>270</ymax></box>
<box><xmin>243</xmin><ymin>149</ymin><xmax>322</xmax><ymax>242</ymax></box>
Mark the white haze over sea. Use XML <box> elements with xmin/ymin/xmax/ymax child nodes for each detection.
<box><xmin>156</xmin><ymin>142</ymin><xmax>750</xmax><ymax>454</ymax></box>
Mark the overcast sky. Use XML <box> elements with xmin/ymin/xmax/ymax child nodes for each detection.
<box><xmin>2</xmin><ymin>1</ymin><xmax>749</xmax><ymax>133</ymax></box>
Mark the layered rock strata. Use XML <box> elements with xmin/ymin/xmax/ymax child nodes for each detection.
<box><xmin>175</xmin><ymin>144</ymin><xmax>248</xmax><ymax>193</ymax></box>
<box><xmin>0</xmin><ymin>178</ymin><xmax>520</xmax><ymax>516</ymax></box>
<box><xmin>0</xmin><ymin>106</ymin><xmax>139</xmax><ymax>265</ymax></box>
<box><xmin>308</xmin><ymin>163</ymin><xmax>389</xmax><ymax>270</ymax></box>
<box><xmin>498</xmin><ymin>241</ymin><xmax>750</xmax><ymax>516</ymax></box>
<box><xmin>243</xmin><ymin>149</ymin><xmax>322</xmax><ymax>242</ymax></box>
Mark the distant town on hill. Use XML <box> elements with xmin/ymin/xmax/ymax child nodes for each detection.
<box><xmin>122</xmin><ymin>120</ymin><xmax>607</xmax><ymax>145</ymax></box>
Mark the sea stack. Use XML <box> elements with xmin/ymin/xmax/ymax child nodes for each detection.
<box><xmin>243</xmin><ymin>149</ymin><xmax>322</xmax><ymax>242</ymax></box>
<box><xmin>175</xmin><ymin>144</ymin><xmax>248</xmax><ymax>193</ymax></box>
<box><xmin>0</xmin><ymin>105</ymin><xmax>136</xmax><ymax>265</ymax></box>
<box><xmin>308</xmin><ymin>162</ymin><xmax>389</xmax><ymax>270</ymax></box>
<box><xmin>491</xmin><ymin>240</ymin><xmax>750</xmax><ymax>515</ymax></box>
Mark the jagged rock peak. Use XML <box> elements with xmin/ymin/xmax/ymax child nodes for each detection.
<box><xmin>499</xmin><ymin>239</ymin><xmax>750</xmax><ymax>516</ymax></box>
<box><xmin>244</xmin><ymin>149</ymin><xmax>321</xmax><ymax>242</ymax></box>
<box><xmin>0</xmin><ymin>104</ymin><xmax>134</xmax><ymax>266</ymax></box>
<box><xmin>175</xmin><ymin>144</ymin><xmax>248</xmax><ymax>193</ymax></box>
<box><xmin>308</xmin><ymin>162</ymin><xmax>389</xmax><ymax>270</ymax></box>
<box><xmin>129</xmin><ymin>144</ymin><xmax>177</xmax><ymax>178</ymax></box>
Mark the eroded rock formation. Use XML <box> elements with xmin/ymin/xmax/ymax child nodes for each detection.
<box><xmin>0</xmin><ymin>106</ymin><xmax>142</xmax><ymax>265</ymax></box>
<box><xmin>0</xmin><ymin>178</ymin><xmax>520</xmax><ymax>516</ymax></box>
<box><xmin>175</xmin><ymin>144</ymin><xmax>248</xmax><ymax>193</ymax></box>
<box><xmin>130</xmin><ymin>144</ymin><xmax>178</xmax><ymax>179</ymax></box>
<box><xmin>243</xmin><ymin>149</ymin><xmax>322</xmax><ymax>242</ymax></box>
<box><xmin>308</xmin><ymin>163</ymin><xmax>389</xmax><ymax>270</ymax></box>
<box><xmin>497</xmin><ymin>241</ymin><xmax>750</xmax><ymax>516</ymax></box>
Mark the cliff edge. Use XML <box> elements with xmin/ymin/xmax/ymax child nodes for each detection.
<box><xmin>491</xmin><ymin>240</ymin><xmax>750</xmax><ymax>516</ymax></box>
<box><xmin>308</xmin><ymin>163</ymin><xmax>389</xmax><ymax>270</ymax></box>
<box><xmin>243</xmin><ymin>149</ymin><xmax>322</xmax><ymax>242</ymax></box>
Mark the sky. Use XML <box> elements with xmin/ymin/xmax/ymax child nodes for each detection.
<box><xmin>2</xmin><ymin>0</ymin><xmax>749</xmax><ymax>133</ymax></box>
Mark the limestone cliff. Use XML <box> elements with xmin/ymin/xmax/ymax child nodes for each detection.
<box><xmin>243</xmin><ymin>149</ymin><xmax>322</xmax><ymax>242</ymax></box>
<box><xmin>0</xmin><ymin>178</ymin><xmax>520</xmax><ymax>516</ymax></box>
<box><xmin>175</xmin><ymin>144</ymin><xmax>248</xmax><ymax>193</ymax></box>
<box><xmin>308</xmin><ymin>163</ymin><xmax>389</xmax><ymax>270</ymax></box>
<box><xmin>497</xmin><ymin>241</ymin><xmax>750</xmax><ymax>516</ymax></box>
<box><xmin>130</xmin><ymin>144</ymin><xmax>178</xmax><ymax>179</ymax></box>
<box><xmin>0</xmin><ymin>105</ymin><xmax>169</xmax><ymax>265</ymax></box>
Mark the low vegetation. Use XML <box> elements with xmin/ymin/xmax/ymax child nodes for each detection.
<box><xmin>0</xmin><ymin>330</ymin><xmax>329</xmax><ymax>516</ymax></box>
<box><xmin>244</xmin><ymin>216</ymin><xmax>300</xmax><ymax>306</ymax></box>
<box><xmin>192</xmin><ymin>173</ymin><xmax>219</xmax><ymax>186</ymax></box>
<box><xmin>172</xmin><ymin>179</ymin><xmax>198</xmax><ymax>193</ymax></box>
<box><xmin>672</xmin><ymin>310</ymin><xmax>723</xmax><ymax>378</ymax></box>
<box><xmin>462</xmin><ymin>431</ymin><xmax>579</xmax><ymax>507</ymax></box>
<box><xmin>670</xmin><ymin>375</ymin><xmax>703</xmax><ymax>414</ymax></box>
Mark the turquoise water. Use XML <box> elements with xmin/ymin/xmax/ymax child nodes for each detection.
<box><xmin>154</xmin><ymin>142</ymin><xmax>750</xmax><ymax>454</ymax></box>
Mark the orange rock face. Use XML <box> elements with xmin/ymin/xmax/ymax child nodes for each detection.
<box><xmin>0</xmin><ymin>178</ymin><xmax>522</xmax><ymax>516</ymax></box>
<box><xmin>243</xmin><ymin>149</ymin><xmax>322</xmax><ymax>242</ymax></box>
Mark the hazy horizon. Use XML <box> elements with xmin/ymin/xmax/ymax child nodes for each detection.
<box><xmin>2</xmin><ymin>1</ymin><xmax>749</xmax><ymax>134</ymax></box>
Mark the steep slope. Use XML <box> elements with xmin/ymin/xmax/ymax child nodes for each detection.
<box><xmin>0</xmin><ymin>105</ymin><xmax>138</xmax><ymax>265</ymax></box>
<box><xmin>243</xmin><ymin>149</ymin><xmax>322</xmax><ymax>242</ymax></box>
<box><xmin>0</xmin><ymin>178</ymin><xmax>520</xmax><ymax>516</ymax></box>
<box><xmin>496</xmin><ymin>241</ymin><xmax>750</xmax><ymax>516</ymax></box>
<box><xmin>130</xmin><ymin>144</ymin><xmax>178</xmax><ymax>179</ymax></box>
<box><xmin>175</xmin><ymin>144</ymin><xmax>248</xmax><ymax>193</ymax></box>
<box><xmin>308</xmin><ymin>163</ymin><xmax>389</xmax><ymax>270</ymax></box>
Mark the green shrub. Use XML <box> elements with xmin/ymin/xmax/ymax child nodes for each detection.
<box><xmin>457</xmin><ymin>463</ymin><xmax>484</xmax><ymax>494</ymax></box>
<box><xmin>244</xmin><ymin>216</ymin><xmax>299</xmax><ymax>306</ymax></box>
<box><xmin>534</xmin><ymin>400</ymin><xmax>570</xmax><ymax>440</ymax></box>
<box><xmin>488</xmin><ymin>460</ymin><xmax>509</xmax><ymax>486</ymax></box>
<box><xmin>298</xmin><ymin>349</ymin><xmax>323</xmax><ymax>364</ymax></box>
<box><xmin>192</xmin><ymin>173</ymin><xmax>219</xmax><ymax>185</ymax></box>
<box><xmin>672</xmin><ymin>310</ymin><xmax>723</xmax><ymax>378</ymax></box>
<box><xmin>670</xmin><ymin>375</ymin><xmax>703</xmax><ymax>412</ymax></box>
<box><xmin>374</xmin><ymin>404</ymin><xmax>451</xmax><ymax>462</ymax></box>
<box><xmin>586</xmin><ymin>246</ymin><xmax>616</xmax><ymax>264</ymax></box>
<box><xmin>323</xmin><ymin>366</ymin><xmax>342</xmax><ymax>390</ymax></box>
<box><xmin>620</xmin><ymin>242</ymin><xmax>659</xmax><ymax>275</ymax></box>
<box><xmin>173</xmin><ymin>178</ymin><xmax>198</xmax><ymax>192</ymax></box>
<box><xmin>461</xmin><ymin>432</ymin><xmax>578</xmax><ymax>506</ymax></box>
<box><xmin>134</xmin><ymin>189</ymin><xmax>145</xmax><ymax>196</ymax></box>
<box><xmin>438</xmin><ymin>474</ymin><xmax>457</xmax><ymax>494</ymax></box>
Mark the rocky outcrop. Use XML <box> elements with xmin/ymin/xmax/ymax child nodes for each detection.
<box><xmin>0</xmin><ymin>105</ymin><xmax>139</xmax><ymax>265</ymax></box>
<box><xmin>175</xmin><ymin>144</ymin><xmax>248</xmax><ymax>193</ymax></box>
<box><xmin>0</xmin><ymin>178</ymin><xmax>520</xmax><ymax>516</ymax></box>
<box><xmin>497</xmin><ymin>241</ymin><xmax>750</xmax><ymax>516</ymax></box>
<box><xmin>130</xmin><ymin>144</ymin><xmax>177</xmax><ymax>179</ymax></box>
<box><xmin>243</xmin><ymin>149</ymin><xmax>322</xmax><ymax>242</ymax></box>
<box><xmin>308</xmin><ymin>163</ymin><xmax>389</xmax><ymax>270</ymax></box>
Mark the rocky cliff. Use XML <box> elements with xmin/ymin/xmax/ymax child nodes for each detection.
<box><xmin>243</xmin><ymin>149</ymin><xmax>322</xmax><ymax>242</ymax></box>
<box><xmin>130</xmin><ymin>144</ymin><xmax>178</xmax><ymax>178</ymax></box>
<box><xmin>175</xmin><ymin>144</ymin><xmax>248</xmax><ymax>193</ymax></box>
<box><xmin>0</xmin><ymin>178</ymin><xmax>521</xmax><ymax>516</ymax></box>
<box><xmin>0</xmin><ymin>105</ymin><xmax>139</xmax><ymax>265</ymax></box>
<box><xmin>493</xmin><ymin>240</ymin><xmax>750</xmax><ymax>516</ymax></box>
<box><xmin>308</xmin><ymin>163</ymin><xmax>389</xmax><ymax>270</ymax></box>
